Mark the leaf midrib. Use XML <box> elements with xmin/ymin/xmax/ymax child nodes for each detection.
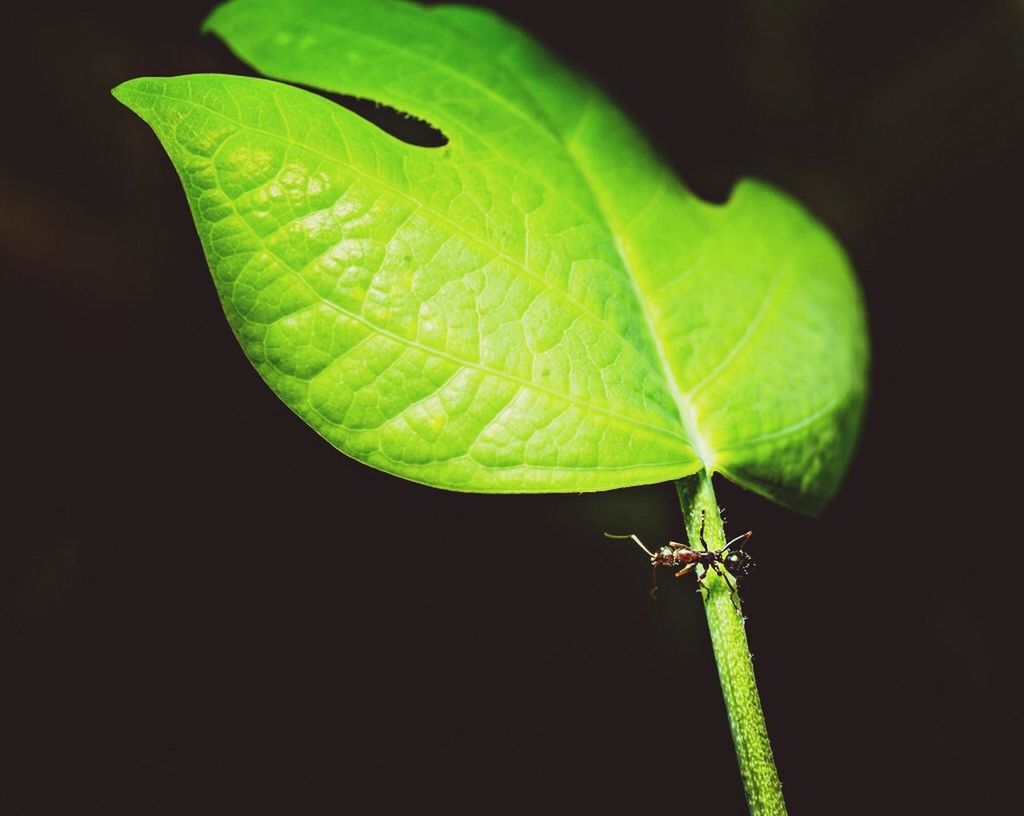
<box><xmin>559</xmin><ymin>88</ymin><xmax>711</xmax><ymax>463</ymax></box>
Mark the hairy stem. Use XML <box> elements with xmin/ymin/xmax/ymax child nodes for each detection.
<box><xmin>676</xmin><ymin>471</ymin><xmax>787</xmax><ymax>816</ymax></box>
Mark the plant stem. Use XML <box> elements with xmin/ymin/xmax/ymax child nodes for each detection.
<box><xmin>676</xmin><ymin>471</ymin><xmax>787</xmax><ymax>816</ymax></box>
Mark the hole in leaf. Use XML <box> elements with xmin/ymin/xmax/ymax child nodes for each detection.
<box><xmin>296</xmin><ymin>84</ymin><xmax>448</xmax><ymax>148</ymax></box>
<box><xmin>197</xmin><ymin>39</ymin><xmax>448</xmax><ymax>148</ymax></box>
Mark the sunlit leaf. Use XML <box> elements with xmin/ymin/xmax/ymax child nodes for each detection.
<box><xmin>113</xmin><ymin>0</ymin><xmax>868</xmax><ymax>513</ymax></box>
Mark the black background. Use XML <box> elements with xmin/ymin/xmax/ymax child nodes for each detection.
<box><xmin>3</xmin><ymin>1</ymin><xmax>1021</xmax><ymax>813</ymax></box>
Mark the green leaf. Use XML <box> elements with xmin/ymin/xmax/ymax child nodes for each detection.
<box><xmin>112</xmin><ymin>0</ymin><xmax>868</xmax><ymax>513</ymax></box>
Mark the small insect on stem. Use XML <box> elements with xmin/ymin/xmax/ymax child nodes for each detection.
<box><xmin>605</xmin><ymin>511</ymin><xmax>754</xmax><ymax>607</ymax></box>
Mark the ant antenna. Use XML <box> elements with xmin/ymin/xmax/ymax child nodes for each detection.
<box><xmin>604</xmin><ymin>532</ymin><xmax>657</xmax><ymax>558</ymax></box>
<box><xmin>720</xmin><ymin>531</ymin><xmax>753</xmax><ymax>553</ymax></box>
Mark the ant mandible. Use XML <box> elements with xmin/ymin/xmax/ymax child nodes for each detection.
<box><xmin>605</xmin><ymin>511</ymin><xmax>754</xmax><ymax>605</ymax></box>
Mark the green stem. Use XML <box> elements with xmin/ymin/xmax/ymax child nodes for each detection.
<box><xmin>676</xmin><ymin>471</ymin><xmax>787</xmax><ymax>816</ymax></box>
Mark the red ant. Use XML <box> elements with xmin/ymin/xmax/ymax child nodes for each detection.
<box><xmin>605</xmin><ymin>511</ymin><xmax>754</xmax><ymax>605</ymax></box>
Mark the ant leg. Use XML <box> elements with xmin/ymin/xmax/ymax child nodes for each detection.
<box><xmin>698</xmin><ymin>509</ymin><xmax>707</xmax><ymax>550</ymax></box>
<box><xmin>649</xmin><ymin>564</ymin><xmax>659</xmax><ymax>600</ymax></box>
<box><xmin>716</xmin><ymin>563</ymin><xmax>739</xmax><ymax>595</ymax></box>
<box><xmin>694</xmin><ymin>570</ymin><xmax>710</xmax><ymax>600</ymax></box>
<box><xmin>674</xmin><ymin>563</ymin><xmax>695</xmax><ymax>579</ymax></box>
<box><xmin>712</xmin><ymin>563</ymin><xmax>741</xmax><ymax>610</ymax></box>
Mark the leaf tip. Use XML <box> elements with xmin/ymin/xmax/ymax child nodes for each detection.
<box><xmin>200</xmin><ymin>3</ymin><xmax>226</xmax><ymax>35</ymax></box>
<box><xmin>110</xmin><ymin>80</ymin><xmax>132</xmax><ymax>105</ymax></box>
<box><xmin>110</xmin><ymin>78</ymin><xmax>150</xmax><ymax>112</ymax></box>
<box><xmin>201</xmin><ymin>0</ymin><xmax>245</xmax><ymax>36</ymax></box>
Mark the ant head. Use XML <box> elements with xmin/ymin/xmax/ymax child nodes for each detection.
<box><xmin>724</xmin><ymin>550</ymin><xmax>755</xmax><ymax>578</ymax></box>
